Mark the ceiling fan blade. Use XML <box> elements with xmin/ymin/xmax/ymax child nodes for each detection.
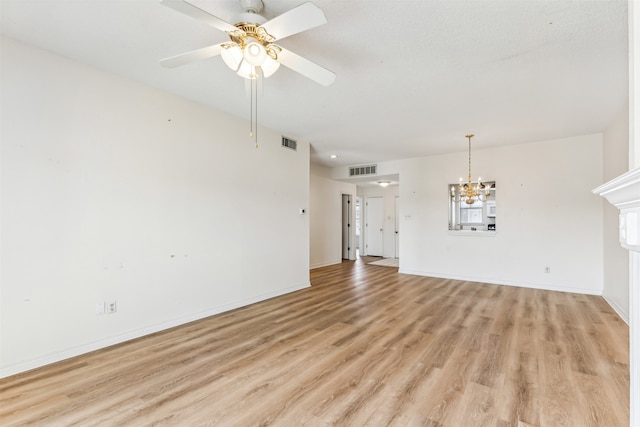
<box><xmin>277</xmin><ymin>47</ymin><xmax>335</xmax><ymax>86</ymax></box>
<box><xmin>161</xmin><ymin>0</ymin><xmax>239</xmax><ymax>33</ymax></box>
<box><xmin>160</xmin><ymin>44</ymin><xmax>223</xmax><ymax>68</ymax></box>
<box><xmin>261</xmin><ymin>2</ymin><xmax>327</xmax><ymax>41</ymax></box>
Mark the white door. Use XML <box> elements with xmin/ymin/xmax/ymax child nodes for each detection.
<box><xmin>395</xmin><ymin>196</ymin><xmax>400</xmax><ymax>258</ymax></box>
<box><xmin>365</xmin><ymin>197</ymin><xmax>384</xmax><ymax>256</ymax></box>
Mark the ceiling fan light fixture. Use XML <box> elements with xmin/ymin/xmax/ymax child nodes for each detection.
<box><xmin>221</xmin><ymin>43</ymin><xmax>243</xmax><ymax>70</ymax></box>
<box><xmin>261</xmin><ymin>55</ymin><xmax>280</xmax><ymax>77</ymax></box>
<box><xmin>237</xmin><ymin>60</ymin><xmax>258</xmax><ymax>79</ymax></box>
<box><xmin>243</xmin><ymin>42</ymin><xmax>267</xmax><ymax>66</ymax></box>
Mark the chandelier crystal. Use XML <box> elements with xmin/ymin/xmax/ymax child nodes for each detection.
<box><xmin>451</xmin><ymin>134</ymin><xmax>491</xmax><ymax>205</ymax></box>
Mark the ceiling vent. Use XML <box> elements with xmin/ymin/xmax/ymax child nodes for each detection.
<box><xmin>282</xmin><ymin>137</ymin><xmax>297</xmax><ymax>151</ymax></box>
<box><xmin>349</xmin><ymin>164</ymin><xmax>377</xmax><ymax>177</ymax></box>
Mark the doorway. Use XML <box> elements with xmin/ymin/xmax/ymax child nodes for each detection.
<box><xmin>342</xmin><ymin>194</ymin><xmax>352</xmax><ymax>260</ymax></box>
<box><xmin>395</xmin><ymin>195</ymin><xmax>400</xmax><ymax>259</ymax></box>
<box><xmin>355</xmin><ymin>197</ymin><xmax>361</xmax><ymax>254</ymax></box>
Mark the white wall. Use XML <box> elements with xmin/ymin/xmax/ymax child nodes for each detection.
<box><xmin>357</xmin><ymin>185</ymin><xmax>400</xmax><ymax>258</ymax></box>
<box><xmin>309</xmin><ymin>165</ymin><xmax>357</xmax><ymax>268</ymax></box>
<box><xmin>602</xmin><ymin>105</ymin><xmax>630</xmax><ymax>321</ymax></box>
<box><xmin>0</xmin><ymin>38</ymin><xmax>310</xmax><ymax>377</ymax></box>
<box><xmin>396</xmin><ymin>134</ymin><xmax>604</xmax><ymax>293</ymax></box>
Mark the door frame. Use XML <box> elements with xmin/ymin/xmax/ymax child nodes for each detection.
<box><xmin>394</xmin><ymin>195</ymin><xmax>400</xmax><ymax>259</ymax></box>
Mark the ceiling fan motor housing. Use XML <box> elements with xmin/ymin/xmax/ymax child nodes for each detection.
<box><xmin>240</xmin><ymin>0</ymin><xmax>263</xmax><ymax>14</ymax></box>
<box><xmin>235</xmin><ymin>0</ymin><xmax>266</xmax><ymax>25</ymax></box>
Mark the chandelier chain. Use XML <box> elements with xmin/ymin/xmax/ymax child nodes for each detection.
<box><xmin>467</xmin><ymin>134</ymin><xmax>472</xmax><ymax>183</ymax></box>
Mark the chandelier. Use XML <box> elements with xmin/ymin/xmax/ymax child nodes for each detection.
<box><xmin>451</xmin><ymin>134</ymin><xmax>491</xmax><ymax>205</ymax></box>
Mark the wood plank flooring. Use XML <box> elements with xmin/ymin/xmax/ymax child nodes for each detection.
<box><xmin>0</xmin><ymin>259</ymin><xmax>629</xmax><ymax>426</ymax></box>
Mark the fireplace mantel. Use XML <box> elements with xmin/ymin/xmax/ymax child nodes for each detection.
<box><xmin>593</xmin><ymin>167</ymin><xmax>640</xmax><ymax>253</ymax></box>
<box><xmin>593</xmin><ymin>166</ymin><xmax>640</xmax><ymax>426</ymax></box>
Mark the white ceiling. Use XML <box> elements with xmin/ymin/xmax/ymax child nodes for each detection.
<box><xmin>1</xmin><ymin>0</ymin><xmax>628</xmax><ymax>167</ymax></box>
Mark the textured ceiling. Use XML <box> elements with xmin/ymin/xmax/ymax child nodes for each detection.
<box><xmin>0</xmin><ymin>0</ymin><xmax>628</xmax><ymax>167</ymax></box>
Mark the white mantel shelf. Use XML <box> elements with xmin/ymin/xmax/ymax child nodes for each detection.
<box><xmin>593</xmin><ymin>167</ymin><xmax>640</xmax><ymax>252</ymax></box>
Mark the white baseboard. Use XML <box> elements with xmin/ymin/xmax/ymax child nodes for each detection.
<box><xmin>602</xmin><ymin>294</ymin><xmax>630</xmax><ymax>324</ymax></box>
<box><xmin>0</xmin><ymin>282</ymin><xmax>310</xmax><ymax>379</ymax></box>
<box><xmin>310</xmin><ymin>259</ymin><xmax>342</xmax><ymax>269</ymax></box>
<box><xmin>398</xmin><ymin>269</ymin><xmax>602</xmax><ymax>296</ymax></box>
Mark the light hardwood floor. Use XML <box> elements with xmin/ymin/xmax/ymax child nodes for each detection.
<box><xmin>0</xmin><ymin>259</ymin><xmax>629</xmax><ymax>426</ymax></box>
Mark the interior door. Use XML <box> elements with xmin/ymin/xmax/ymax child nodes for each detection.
<box><xmin>365</xmin><ymin>196</ymin><xmax>384</xmax><ymax>256</ymax></box>
<box><xmin>342</xmin><ymin>194</ymin><xmax>351</xmax><ymax>260</ymax></box>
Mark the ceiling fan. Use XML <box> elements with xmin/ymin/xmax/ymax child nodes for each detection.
<box><xmin>160</xmin><ymin>0</ymin><xmax>336</xmax><ymax>86</ymax></box>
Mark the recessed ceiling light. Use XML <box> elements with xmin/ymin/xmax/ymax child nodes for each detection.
<box><xmin>329</xmin><ymin>154</ymin><xmax>338</xmax><ymax>159</ymax></box>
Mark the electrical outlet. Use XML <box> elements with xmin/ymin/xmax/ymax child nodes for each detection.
<box><xmin>95</xmin><ymin>302</ymin><xmax>105</xmax><ymax>315</ymax></box>
<box><xmin>107</xmin><ymin>300</ymin><xmax>117</xmax><ymax>314</ymax></box>
<box><xmin>544</xmin><ymin>266</ymin><xmax>551</xmax><ymax>274</ymax></box>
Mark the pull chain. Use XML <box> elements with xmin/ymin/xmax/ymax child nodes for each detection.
<box><xmin>248</xmin><ymin>77</ymin><xmax>258</xmax><ymax>148</ymax></box>
<box><xmin>249</xmin><ymin>77</ymin><xmax>254</xmax><ymax>139</ymax></box>
<box><xmin>254</xmin><ymin>78</ymin><xmax>258</xmax><ymax>148</ymax></box>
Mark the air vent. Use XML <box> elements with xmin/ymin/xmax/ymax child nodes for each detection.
<box><xmin>349</xmin><ymin>164</ymin><xmax>378</xmax><ymax>177</ymax></box>
<box><xmin>282</xmin><ymin>137</ymin><xmax>297</xmax><ymax>151</ymax></box>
